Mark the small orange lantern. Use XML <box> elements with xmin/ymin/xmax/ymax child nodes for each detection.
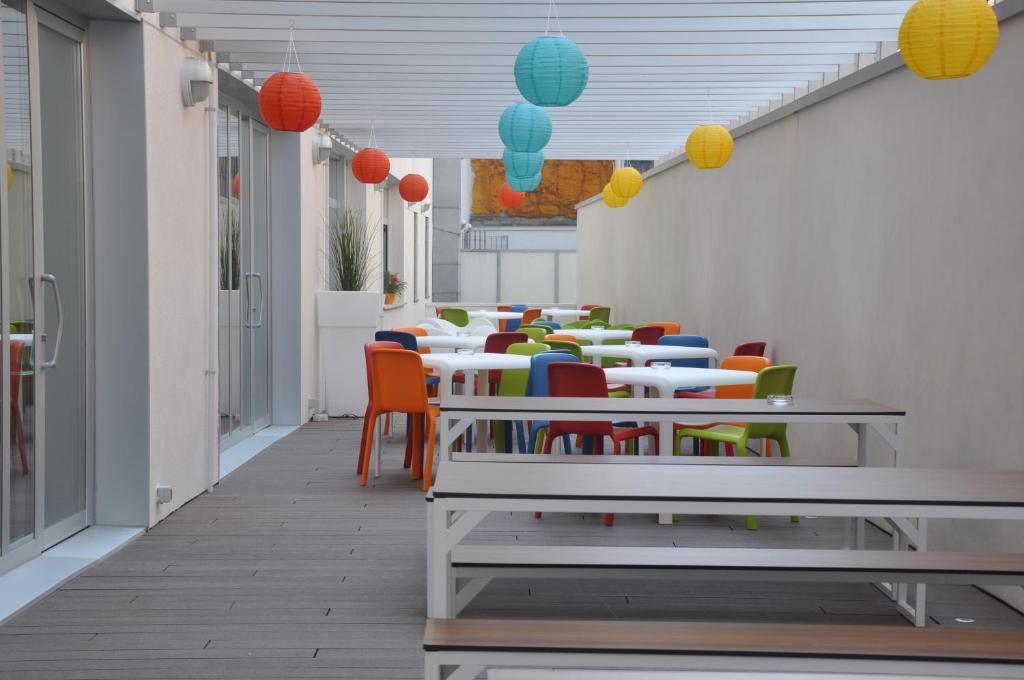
<box><xmin>498</xmin><ymin>182</ymin><xmax>526</xmax><ymax>210</ymax></box>
<box><xmin>399</xmin><ymin>174</ymin><xmax>429</xmax><ymax>202</ymax></box>
<box><xmin>352</xmin><ymin>147</ymin><xmax>391</xmax><ymax>184</ymax></box>
<box><xmin>257</xmin><ymin>71</ymin><xmax>322</xmax><ymax>132</ymax></box>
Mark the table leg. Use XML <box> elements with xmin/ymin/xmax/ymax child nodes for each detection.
<box><xmin>652</xmin><ymin>386</ymin><xmax>673</xmax><ymax>525</ymax></box>
<box><xmin>471</xmin><ymin>369</ymin><xmax>488</xmax><ymax>452</ymax></box>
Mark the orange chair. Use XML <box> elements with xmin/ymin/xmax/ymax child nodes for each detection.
<box><xmin>543</xmin><ymin>333</ymin><xmax>579</xmax><ymax>343</ymax></box>
<box><xmin>10</xmin><ymin>340</ymin><xmax>28</xmax><ymax>474</ymax></box>
<box><xmin>360</xmin><ymin>349</ymin><xmax>439</xmax><ymax>489</ymax></box>
<box><xmin>496</xmin><ymin>305</ymin><xmax>511</xmax><ymax>332</ymax></box>
<box><xmin>644</xmin><ymin>322</ymin><xmax>681</xmax><ymax>335</ymax></box>
<box><xmin>521</xmin><ymin>308</ymin><xmax>542</xmax><ymax>325</ymax></box>
<box><xmin>357</xmin><ymin>341</ymin><xmax>403</xmax><ymax>476</ymax></box>
<box><xmin>388</xmin><ymin>326</ymin><xmax>438</xmax><ymax>434</ymax></box>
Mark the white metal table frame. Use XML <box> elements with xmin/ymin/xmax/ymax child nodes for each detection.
<box><xmin>582</xmin><ymin>344</ymin><xmax>719</xmax><ymax>367</ymax></box>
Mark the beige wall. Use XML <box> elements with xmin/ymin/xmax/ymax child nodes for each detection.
<box><xmin>578</xmin><ymin>14</ymin><xmax>1024</xmax><ymax>594</ymax></box>
<box><xmin>300</xmin><ymin>130</ymin><xmax>328</xmax><ymax>421</ymax></box>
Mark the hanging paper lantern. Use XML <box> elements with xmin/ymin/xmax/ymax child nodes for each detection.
<box><xmin>498</xmin><ymin>182</ymin><xmax>526</xmax><ymax>210</ymax></box>
<box><xmin>685</xmin><ymin>125</ymin><xmax>735</xmax><ymax>169</ymax></box>
<box><xmin>508</xmin><ymin>172</ymin><xmax>542</xmax><ymax>192</ymax></box>
<box><xmin>352</xmin><ymin>147</ymin><xmax>391</xmax><ymax>184</ymax></box>
<box><xmin>498</xmin><ymin>102</ymin><xmax>552</xmax><ymax>153</ymax></box>
<box><xmin>603</xmin><ymin>184</ymin><xmax>628</xmax><ymax>208</ymax></box>
<box><xmin>514</xmin><ymin>36</ymin><xmax>589</xmax><ymax>107</ymax></box>
<box><xmin>231</xmin><ymin>172</ymin><xmax>240</xmax><ymax>199</ymax></box>
<box><xmin>502</xmin><ymin>149</ymin><xmax>544</xmax><ymax>180</ymax></box>
<box><xmin>6</xmin><ymin>163</ymin><xmax>12</xmax><ymax>190</ymax></box>
<box><xmin>898</xmin><ymin>0</ymin><xmax>998</xmax><ymax>80</ymax></box>
<box><xmin>257</xmin><ymin>72</ymin><xmax>322</xmax><ymax>132</ymax></box>
<box><xmin>610</xmin><ymin>167</ymin><xmax>643</xmax><ymax>200</ymax></box>
<box><xmin>399</xmin><ymin>174</ymin><xmax>429</xmax><ymax>202</ymax></box>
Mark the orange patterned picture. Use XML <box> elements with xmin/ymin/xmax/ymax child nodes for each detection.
<box><xmin>471</xmin><ymin>159</ymin><xmax>612</xmax><ymax>221</ymax></box>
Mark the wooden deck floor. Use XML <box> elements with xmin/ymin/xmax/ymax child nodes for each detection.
<box><xmin>2</xmin><ymin>417</ymin><xmax>1021</xmax><ymax>679</ymax></box>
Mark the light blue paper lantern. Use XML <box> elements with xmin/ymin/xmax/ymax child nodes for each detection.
<box><xmin>498</xmin><ymin>102</ymin><xmax>552</xmax><ymax>153</ymax></box>
<box><xmin>514</xmin><ymin>35</ymin><xmax>589</xmax><ymax>107</ymax></box>
<box><xmin>507</xmin><ymin>172</ymin><xmax>542</xmax><ymax>192</ymax></box>
<box><xmin>502</xmin><ymin>148</ymin><xmax>544</xmax><ymax>179</ymax></box>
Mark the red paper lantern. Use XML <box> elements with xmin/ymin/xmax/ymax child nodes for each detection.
<box><xmin>352</xmin><ymin>147</ymin><xmax>391</xmax><ymax>184</ymax></box>
<box><xmin>257</xmin><ymin>72</ymin><xmax>321</xmax><ymax>132</ymax></box>
<box><xmin>498</xmin><ymin>182</ymin><xmax>526</xmax><ymax>210</ymax></box>
<box><xmin>231</xmin><ymin>173</ymin><xmax>240</xmax><ymax>199</ymax></box>
<box><xmin>399</xmin><ymin>174</ymin><xmax>429</xmax><ymax>202</ymax></box>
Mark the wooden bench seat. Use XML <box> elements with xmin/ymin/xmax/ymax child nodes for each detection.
<box><xmin>424</xmin><ymin>618</ymin><xmax>1024</xmax><ymax>679</ymax></box>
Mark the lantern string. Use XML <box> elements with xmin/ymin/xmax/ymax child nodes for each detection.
<box><xmin>283</xmin><ymin>22</ymin><xmax>303</xmax><ymax>73</ymax></box>
<box><xmin>544</xmin><ymin>0</ymin><xmax>564</xmax><ymax>37</ymax></box>
<box><xmin>368</xmin><ymin>122</ymin><xmax>377</xmax><ymax>149</ymax></box>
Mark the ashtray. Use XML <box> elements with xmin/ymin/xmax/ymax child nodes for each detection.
<box><xmin>767</xmin><ymin>394</ymin><xmax>793</xmax><ymax>406</ymax></box>
<box><xmin>624</xmin><ymin>340</ymin><xmax>641</xmax><ymax>347</ymax></box>
<box><xmin>456</xmin><ymin>348</ymin><xmax>475</xmax><ymax>355</ymax></box>
<box><xmin>650</xmin><ymin>361</ymin><xmax>671</xmax><ymax>370</ymax></box>
<box><xmin>591</xmin><ymin>325</ymin><xmax>606</xmax><ymax>331</ymax></box>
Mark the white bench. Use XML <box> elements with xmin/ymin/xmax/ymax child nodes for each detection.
<box><xmin>424</xmin><ymin>618</ymin><xmax>1024</xmax><ymax>680</ymax></box>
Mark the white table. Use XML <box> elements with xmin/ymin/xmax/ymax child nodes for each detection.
<box><xmin>416</xmin><ymin>335</ymin><xmax>488</xmax><ymax>351</ymax></box>
<box><xmin>10</xmin><ymin>333</ymin><xmax>33</xmax><ymax>347</ymax></box>
<box><xmin>542</xmin><ymin>308</ymin><xmax>589</xmax><ymax>322</ymax></box>
<box><xmin>468</xmin><ymin>310</ymin><xmax>522</xmax><ymax>321</ymax></box>
<box><xmin>560</xmin><ymin>328</ymin><xmax>633</xmax><ymax>345</ymax></box>
<box><xmin>582</xmin><ymin>344</ymin><xmax>717</xmax><ymax>367</ymax></box>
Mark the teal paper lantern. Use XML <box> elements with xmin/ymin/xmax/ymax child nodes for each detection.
<box><xmin>514</xmin><ymin>36</ymin><xmax>589</xmax><ymax>107</ymax></box>
<box><xmin>502</xmin><ymin>148</ymin><xmax>544</xmax><ymax>179</ymax></box>
<box><xmin>507</xmin><ymin>172</ymin><xmax>542</xmax><ymax>192</ymax></box>
<box><xmin>498</xmin><ymin>102</ymin><xmax>552</xmax><ymax>153</ymax></box>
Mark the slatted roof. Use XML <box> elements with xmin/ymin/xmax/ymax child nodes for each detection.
<box><xmin>147</xmin><ymin>0</ymin><xmax>916</xmax><ymax>160</ymax></box>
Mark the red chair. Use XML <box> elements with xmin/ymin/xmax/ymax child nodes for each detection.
<box><xmin>580</xmin><ymin>304</ymin><xmax>600</xmax><ymax>311</ymax></box>
<box><xmin>734</xmin><ymin>341</ymin><xmax>767</xmax><ymax>357</ymax></box>
<box><xmin>485</xmin><ymin>332</ymin><xmax>528</xmax><ymax>394</ymax></box>
<box><xmin>360</xmin><ymin>349</ymin><xmax>439</xmax><ymax>488</ymax></box>
<box><xmin>543</xmin><ymin>362</ymin><xmax>659</xmax><ymax>526</ymax></box>
<box><xmin>631</xmin><ymin>326</ymin><xmax>664</xmax><ymax>345</ymax></box>
<box><xmin>11</xmin><ymin>340</ymin><xmax>28</xmax><ymax>474</ymax></box>
<box><xmin>358</xmin><ymin>341</ymin><xmax>403</xmax><ymax>476</ymax></box>
<box><xmin>644</xmin><ymin>322</ymin><xmax>681</xmax><ymax>336</ymax></box>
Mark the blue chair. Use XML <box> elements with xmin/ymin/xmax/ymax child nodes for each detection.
<box><xmin>532</xmin><ymin>320</ymin><xmax>561</xmax><ymax>330</ymax></box>
<box><xmin>526</xmin><ymin>351</ymin><xmax>579</xmax><ymax>453</ymax></box>
<box><xmin>374</xmin><ymin>331</ymin><xmax>441</xmax><ymax>388</ymax></box>
<box><xmin>506</xmin><ymin>304</ymin><xmax>528</xmax><ymax>332</ymax></box>
<box><xmin>658</xmin><ymin>334</ymin><xmax>711</xmax><ymax>454</ymax></box>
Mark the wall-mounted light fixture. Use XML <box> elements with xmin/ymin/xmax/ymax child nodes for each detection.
<box><xmin>181</xmin><ymin>58</ymin><xmax>214</xmax><ymax>107</ymax></box>
<box><xmin>314</xmin><ymin>132</ymin><xmax>333</xmax><ymax>164</ymax></box>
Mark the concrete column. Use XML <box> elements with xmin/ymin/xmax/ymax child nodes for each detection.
<box><xmin>430</xmin><ymin>158</ymin><xmax>462</xmax><ymax>302</ymax></box>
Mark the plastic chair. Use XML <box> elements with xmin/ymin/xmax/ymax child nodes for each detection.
<box><xmin>609</xmin><ymin>323</ymin><xmax>634</xmax><ymax>330</ymax></box>
<box><xmin>563</xmin><ymin>320</ymin><xmax>588</xmax><ymax>329</ymax></box>
<box><xmin>734</xmin><ymin>341</ymin><xmax>767</xmax><ymax>357</ymax></box>
<box><xmin>657</xmin><ymin>334</ymin><xmax>709</xmax><ymax>368</ymax></box>
<box><xmin>419</xmin><ymin>317</ymin><xmax>459</xmax><ymax>335</ymax></box>
<box><xmin>631</xmin><ymin>326</ymin><xmax>664</xmax><ymax>345</ymax></box>
<box><xmin>359</xmin><ymin>349</ymin><xmax>440</xmax><ymax>490</ymax></box>
<box><xmin>505</xmin><ymin>304</ymin><xmax>528</xmax><ymax>332</ymax></box>
<box><xmin>496</xmin><ymin>305</ymin><xmax>511</xmax><ymax>332</ymax></box>
<box><xmin>375</xmin><ymin>331</ymin><xmax>440</xmax><ymax>438</ymax></box>
<box><xmin>517</xmin><ymin>326</ymin><xmax>549</xmax><ymax>342</ymax></box>
<box><xmin>675</xmin><ymin>364</ymin><xmax>797</xmax><ymax>530</ymax></box>
<box><xmin>544</xmin><ymin>333</ymin><xmax>591</xmax><ymax>347</ymax></box>
<box><xmin>587</xmin><ymin>306</ymin><xmax>610</xmax><ymax>323</ymax></box>
<box><xmin>10</xmin><ymin>340</ymin><xmax>28</xmax><ymax>474</ymax></box>
<box><xmin>542</xmin><ymin>339</ymin><xmax>583</xmax><ymax>361</ymax></box>
<box><xmin>675</xmin><ymin>355</ymin><xmax>773</xmax><ymax>453</ymax></box>
<box><xmin>358</xmin><ymin>341</ymin><xmax>403</xmax><ymax>476</ymax></box>
<box><xmin>521</xmin><ymin>308</ymin><xmax>542</xmax><ymax>325</ymax></box>
<box><xmin>485</xmin><ymin>332</ymin><xmax>529</xmax><ymax>394</ymax></box>
<box><xmin>439</xmin><ymin>307</ymin><xmax>469</xmax><ymax>327</ymax></box>
<box><xmin>494</xmin><ymin>342</ymin><xmax>551</xmax><ymax>453</ymax></box>
<box><xmin>526</xmin><ymin>352</ymin><xmax>579</xmax><ymax>454</ymax></box>
<box><xmin>580</xmin><ymin>304</ymin><xmax>601</xmax><ymax>311</ymax></box>
<box><xmin>645</xmin><ymin>322</ymin><xmax>681</xmax><ymax>335</ymax></box>
<box><xmin>465</xmin><ymin>318</ymin><xmax>497</xmax><ymax>335</ymax></box>
<box><xmin>532</xmin><ymin>320</ymin><xmax>561</xmax><ymax>330</ymax></box>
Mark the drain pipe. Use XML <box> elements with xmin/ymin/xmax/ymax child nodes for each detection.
<box><xmin>205</xmin><ymin>61</ymin><xmax>219</xmax><ymax>493</ymax></box>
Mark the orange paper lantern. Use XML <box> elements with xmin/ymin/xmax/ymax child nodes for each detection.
<box><xmin>399</xmin><ymin>174</ymin><xmax>429</xmax><ymax>202</ymax></box>
<box><xmin>231</xmin><ymin>172</ymin><xmax>240</xmax><ymax>199</ymax></box>
<box><xmin>352</xmin><ymin>147</ymin><xmax>391</xmax><ymax>184</ymax></box>
<box><xmin>257</xmin><ymin>72</ymin><xmax>322</xmax><ymax>132</ymax></box>
<box><xmin>498</xmin><ymin>182</ymin><xmax>526</xmax><ymax>210</ymax></box>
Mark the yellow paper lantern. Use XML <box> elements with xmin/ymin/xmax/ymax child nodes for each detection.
<box><xmin>609</xmin><ymin>166</ymin><xmax>643</xmax><ymax>200</ymax></box>
<box><xmin>898</xmin><ymin>0</ymin><xmax>998</xmax><ymax>80</ymax></box>
<box><xmin>602</xmin><ymin>183</ymin><xmax>628</xmax><ymax>208</ymax></box>
<box><xmin>685</xmin><ymin>125</ymin><xmax>734</xmax><ymax>169</ymax></box>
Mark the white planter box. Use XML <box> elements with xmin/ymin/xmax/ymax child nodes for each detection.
<box><xmin>316</xmin><ymin>290</ymin><xmax>382</xmax><ymax>417</ymax></box>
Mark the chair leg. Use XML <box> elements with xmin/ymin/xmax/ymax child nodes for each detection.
<box><xmin>357</xmin><ymin>403</ymin><xmax>374</xmax><ymax>475</ymax></box>
<box><xmin>13</xmin><ymin>404</ymin><xmax>28</xmax><ymax>474</ymax></box>
<box><xmin>359</xmin><ymin>411</ymin><xmax>380</xmax><ymax>487</ymax></box>
<box><xmin>776</xmin><ymin>436</ymin><xmax>799</xmax><ymax>522</ymax></box>
<box><xmin>410</xmin><ymin>415</ymin><xmax>424</xmax><ymax>480</ymax></box>
<box><xmin>383</xmin><ymin>412</ymin><xmax>391</xmax><ymax>435</ymax></box>
<box><xmin>404</xmin><ymin>414</ymin><xmax>415</xmax><ymax>469</ymax></box>
<box><xmin>421</xmin><ymin>414</ymin><xmax>438</xmax><ymax>492</ymax></box>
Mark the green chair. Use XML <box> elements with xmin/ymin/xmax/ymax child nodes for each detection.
<box><xmin>493</xmin><ymin>342</ymin><xmax>550</xmax><ymax>453</ymax></box>
<box><xmin>439</xmin><ymin>307</ymin><xmax>469</xmax><ymax>327</ymax></box>
<box><xmin>543</xmin><ymin>339</ymin><xmax>583</xmax><ymax>361</ymax></box>
<box><xmin>517</xmin><ymin>325</ymin><xmax>549</xmax><ymax>342</ymax></box>
<box><xmin>598</xmin><ymin>338</ymin><xmax>627</xmax><ymax>368</ymax></box>
<box><xmin>675</xmin><ymin>364</ymin><xmax>798</xmax><ymax>530</ymax></box>
<box><xmin>563</xmin><ymin>320</ymin><xmax>589</xmax><ymax>329</ymax></box>
<box><xmin>609</xmin><ymin>323</ymin><xmax>634</xmax><ymax>330</ymax></box>
<box><xmin>587</xmin><ymin>306</ymin><xmax>611</xmax><ymax>323</ymax></box>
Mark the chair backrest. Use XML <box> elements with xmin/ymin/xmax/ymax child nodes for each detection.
<box><xmin>563</xmin><ymin>320</ymin><xmax>588</xmax><ymax>329</ymax></box>
<box><xmin>527</xmin><ymin>351</ymin><xmax>580</xmax><ymax>397</ymax></box>
<box><xmin>484</xmin><ymin>332</ymin><xmax>528</xmax><ymax>354</ymax></box>
<box><xmin>631</xmin><ymin>325</ymin><xmax>664</xmax><ymax>345</ymax></box>
<box><xmin>374</xmin><ymin>330</ymin><xmax>418</xmax><ymax>352</ymax></box>
<box><xmin>587</xmin><ymin>306</ymin><xmax>610</xmax><ymax>323</ymax></box>
<box><xmin>505</xmin><ymin>304</ymin><xmax>528</xmax><ymax>331</ymax></box>
<box><xmin>433</xmin><ymin>305</ymin><xmax>445</xmax><ymax>318</ymax></box>
<box><xmin>734</xmin><ymin>341</ymin><xmax>767</xmax><ymax>357</ymax></box>
<box><xmin>465</xmin><ymin>317</ymin><xmax>497</xmax><ymax>335</ymax></box>
<box><xmin>543</xmin><ymin>339</ymin><xmax>583</xmax><ymax>361</ymax></box>
<box><xmin>392</xmin><ymin>326</ymin><xmax>429</xmax><ymax>353</ymax></box>
<box><xmin>547</xmin><ymin>362</ymin><xmax>615</xmax><ymax>437</ymax></box>
<box><xmin>419</xmin><ymin>317</ymin><xmax>459</xmax><ymax>335</ymax></box>
<box><xmin>544</xmin><ymin>333</ymin><xmax>577</xmax><ymax>342</ymax></box>
<box><xmin>364</xmin><ymin>340</ymin><xmax>404</xmax><ymax>399</ymax></box>
<box><xmin>517</xmin><ymin>326</ymin><xmax>549</xmax><ymax>342</ymax></box>
<box><xmin>532</xmin><ymin>320</ymin><xmax>561</xmax><ymax>330</ymax></box>
<box><xmin>609</xmin><ymin>323</ymin><xmax>634</xmax><ymax>330</ymax></box>
<box><xmin>498</xmin><ymin>343</ymin><xmax>551</xmax><ymax>397</ymax></box>
<box><xmin>746</xmin><ymin>364</ymin><xmax>798</xmax><ymax>439</ymax></box>
<box><xmin>717</xmin><ymin>356</ymin><xmax>772</xmax><ymax>399</ymax></box>
<box><xmin>439</xmin><ymin>307</ymin><xmax>470</xmax><ymax>327</ymax></box>
<box><xmin>368</xmin><ymin>348</ymin><xmax>429</xmax><ymax>413</ymax></box>
<box><xmin>657</xmin><ymin>334</ymin><xmax>709</xmax><ymax>368</ymax></box>
<box><xmin>522</xmin><ymin>308</ymin><xmax>542</xmax><ymax>325</ymax></box>
<box><xmin>645</xmin><ymin>321</ymin><xmax>681</xmax><ymax>335</ymax></box>
<box><xmin>580</xmin><ymin>304</ymin><xmax>600</xmax><ymax>311</ymax></box>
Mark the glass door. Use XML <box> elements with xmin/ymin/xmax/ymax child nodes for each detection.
<box><xmin>248</xmin><ymin>124</ymin><xmax>270</xmax><ymax>431</ymax></box>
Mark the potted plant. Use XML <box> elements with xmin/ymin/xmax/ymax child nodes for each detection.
<box><xmin>384</xmin><ymin>271</ymin><xmax>407</xmax><ymax>305</ymax></box>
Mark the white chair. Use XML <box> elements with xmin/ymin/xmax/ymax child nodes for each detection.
<box><xmin>465</xmin><ymin>318</ymin><xmax>497</xmax><ymax>335</ymax></box>
<box><xmin>418</xmin><ymin>318</ymin><xmax>460</xmax><ymax>335</ymax></box>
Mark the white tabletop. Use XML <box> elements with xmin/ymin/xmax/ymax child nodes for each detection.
<box><xmin>10</xmin><ymin>333</ymin><xmax>32</xmax><ymax>347</ymax></box>
<box><xmin>603</xmin><ymin>366</ymin><xmax>755</xmax><ymax>397</ymax></box>
<box><xmin>421</xmin><ymin>352</ymin><xmax>531</xmax><ymax>395</ymax></box>
<box><xmin>416</xmin><ymin>335</ymin><xmax>488</xmax><ymax>350</ymax></box>
<box><xmin>582</xmin><ymin>344</ymin><xmax>717</xmax><ymax>366</ymax></box>
<box><xmin>559</xmin><ymin>328</ymin><xmax>633</xmax><ymax>344</ymax></box>
<box><xmin>541</xmin><ymin>308</ymin><xmax>590</xmax><ymax>321</ymax></box>
<box><xmin>468</xmin><ymin>310</ymin><xmax>522</xmax><ymax>321</ymax></box>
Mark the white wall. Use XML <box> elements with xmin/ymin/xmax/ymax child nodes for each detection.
<box><xmin>577</xmin><ymin>14</ymin><xmax>1024</xmax><ymax>604</ymax></box>
<box><xmin>459</xmin><ymin>250</ymin><xmax>576</xmax><ymax>304</ymax></box>
<box><xmin>301</xmin><ymin>130</ymin><xmax>328</xmax><ymax>421</ymax></box>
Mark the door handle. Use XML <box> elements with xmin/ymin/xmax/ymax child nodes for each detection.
<box><xmin>252</xmin><ymin>272</ymin><xmax>264</xmax><ymax>328</ymax></box>
<box><xmin>40</xmin><ymin>273</ymin><xmax>63</xmax><ymax>370</ymax></box>
<box><xmin>243</xmin><ymin>272</ymin><xmax>254</xmax><ymax>328</ymax></box>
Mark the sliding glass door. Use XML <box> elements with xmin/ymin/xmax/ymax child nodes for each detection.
<box><xmin>218</xmin><ymin>105</ymin><xmax>271</xmax><ymax>449</ymax></box>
